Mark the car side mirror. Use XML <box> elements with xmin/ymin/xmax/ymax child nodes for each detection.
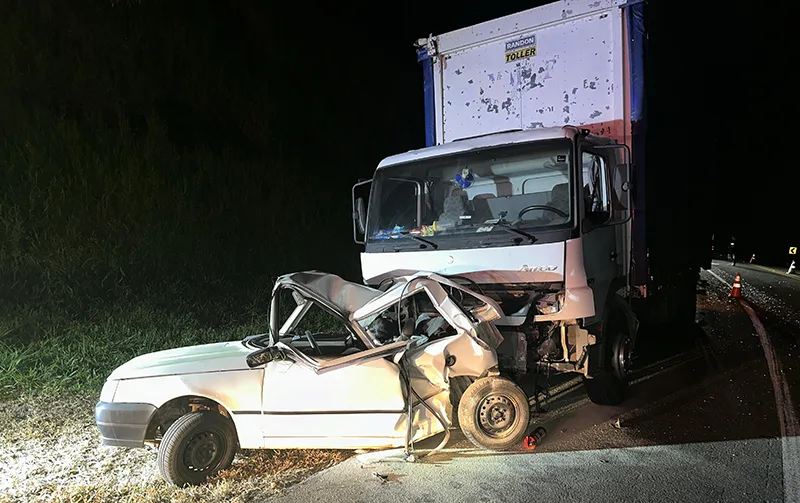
<box><xmin>246</xmin><ymin>348</ymin><xmax>273</xmax><ymax>368</ymax></box>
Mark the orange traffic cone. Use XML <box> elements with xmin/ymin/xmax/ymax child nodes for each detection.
<box><xmin>729</xmin><ymin>273</ymin><xmax>742</xmax><ymax>298</ymax></box>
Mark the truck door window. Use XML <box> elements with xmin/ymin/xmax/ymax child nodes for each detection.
<box><xmin>581</xmin><ymin>152</ymin><xmax>611</xmax><ymax>225</ymax></box>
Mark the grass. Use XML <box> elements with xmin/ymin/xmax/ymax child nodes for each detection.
<box><xmin>0</xmin><ymin>282</ymin><xmax>275</xmax><ymax>396</ymax></box>
<box><xmin>0</xmin><ymin>1</ymin><xmax>355</xmax><ymax>310</ymax></box>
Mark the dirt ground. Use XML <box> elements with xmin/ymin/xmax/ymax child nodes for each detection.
<box><xmin>0</xmin><ymin>394</ymin><xmax>348</xmax><ymax>503</ymax></box>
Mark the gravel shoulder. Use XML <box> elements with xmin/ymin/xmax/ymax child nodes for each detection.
<box><xmin>0</xmin><ymin>394</ymin><xmax>349</xmax><ymax>503</ymax></box>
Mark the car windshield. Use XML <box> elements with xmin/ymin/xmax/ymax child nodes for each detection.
<box><xmin>366</xmin><ymin>139</ymin><xmax>573</xmax><ymax>243</ymax></box>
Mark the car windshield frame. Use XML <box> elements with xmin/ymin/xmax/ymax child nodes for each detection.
<box><xmin>365</xmin><ymin>139</ymin><xmax>575</xmax><ymax>250</ymax></box>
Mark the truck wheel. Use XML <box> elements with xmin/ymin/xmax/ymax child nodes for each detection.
<box><xmin>449</xmin><ymin>376</ymin><xmax>476</xmax><ymax>428</ymax></box>
<box><xmin>457</xmin><ymin>377</ymin><xmax>530</xmax><ymax>450</ymax></box>
<box><xmin>157</xmin><ymin>411</ymin><xmax>238</xmax><ymax>487</ymax></box>
<box><xmin>584</xmin><ymin>330</ymin><xmax>632</xmax><ymax>405</ymax></box>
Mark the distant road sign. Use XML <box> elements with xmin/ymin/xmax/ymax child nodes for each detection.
<box><xmin>791</xmin><ymin>247</ymin><xmax>797</xmax><ymax>255</ymax></box>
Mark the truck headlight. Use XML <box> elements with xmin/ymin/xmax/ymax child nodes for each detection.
<box><xmin>537</xmin><ymin>292</ymin><xmax>563</xmax><ymax>315</ymax></box>
<box><xmin>99</xmin><ymin>379</ymin><xmax>119</xmax><ymax>402</ymax></box>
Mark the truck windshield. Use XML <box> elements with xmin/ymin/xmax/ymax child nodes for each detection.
<box><xmin>367</xmin><ymin>140</ymin><xmax>573</xmax><ymax>243</ymax></box>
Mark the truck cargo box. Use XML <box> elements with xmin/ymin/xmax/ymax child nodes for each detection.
<box><xmin>417</xmin><ymin>0</ymin><xmax>636</xmax><ymax>147</ymax></box>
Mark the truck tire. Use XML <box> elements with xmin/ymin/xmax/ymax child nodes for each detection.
<box><xmin>583</xmin><ymin>295</ymin><xmax>633</xmax><ymax>405</ymax></box>
<box><xmin>457</xmin><ymin>377</ymin><xmax>530</xmax><ymax>450</ymax></box>
<box><xmin>157</xmin><ymin>411</ymin><xmax>238</xmax><ymax>487</ymax></box>
<box><xmin>449</xmin><ymin>376</ymin><xmax>476</xmax><ymax>428</ymax></box>
<box><xmin>584</xmin><ymin>330</ymin><xmax>632</xmax><ymax>405</ymax></box>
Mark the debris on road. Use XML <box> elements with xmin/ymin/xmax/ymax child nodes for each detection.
<box><xmin>523</xmin><ymin>427</ymin><xmax>547</xmax><ymax>450</ymax></box>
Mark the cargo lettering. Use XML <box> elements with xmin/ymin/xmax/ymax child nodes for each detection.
<box><xmin>505</xmin><ymin>46</ymin><xmax>537</xmax><ymax>63</ymax></box>
<box><xmin>504</xmin><ymin>33</ymin><xmax>537</xmax><ymax>63</ymax></box>
<box><xmin>505</xmin><ymin>35</ymin><xmax>536</xmax><ymax>51</ymax></box>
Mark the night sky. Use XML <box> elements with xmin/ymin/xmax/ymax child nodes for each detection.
<box><xmin>0</xmin><ymin>0</ymin><xmax>777</xmax><ymax>304</ymax></box>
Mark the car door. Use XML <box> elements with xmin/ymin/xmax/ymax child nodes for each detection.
<box><xmin>261</xmin><ymin>345</ymin><xmax>408</xmax><ymax>449</ymax></box>
<box><xmin>260</xmin><ymin>296</ymin><xmax>408</xmax><ymax>449</ymax></box>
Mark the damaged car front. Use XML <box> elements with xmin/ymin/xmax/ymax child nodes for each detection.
<box><xmin>95</xmin><ymin>270</ymin><xmax>534</xmax><ymax>487</ymax></box>
<box><xmin>256</xmin><ymin>271</ymin><xmax>533</xmax><ymax>455</ymax></box>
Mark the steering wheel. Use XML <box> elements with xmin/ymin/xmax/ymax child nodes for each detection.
<box><xmin>518</xmin><ymin>205</ymin><xmax>567</xmax><ymax>220</ymax></box>
<box><xmin>303</xmin><ymin>330</ymin><xmax>322</xmax><ymax>356</ymax></box>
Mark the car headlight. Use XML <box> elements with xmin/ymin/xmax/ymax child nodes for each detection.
<box><xmin>100</xmin><ymin>379</ymin><xmax>119</xmax><ymax>402</ymax></box>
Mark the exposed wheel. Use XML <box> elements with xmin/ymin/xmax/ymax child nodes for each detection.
<box><xmin>157</xmin><ymin>411</ymin><xmax>238</xmax><ymax>487</ymax></box>
<box><xmin>584</xmin><ymin>330</ymin><xmax>632</xmax><ymax>406</ymax></box>
<box><xmin>448</xmin><ymin>376</ymin><xmax>476</xmax><ymax>428</ymax></box>
<box><xmin>457</xmin><ymin>377</ymin><xmax>530</xmax><ymax>450</ymax></box>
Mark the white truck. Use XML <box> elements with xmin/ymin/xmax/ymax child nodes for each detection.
<box><xmin>352</xmin><ymin>0</ymin><xmax>710</xmax><ymax>405</ymax></box>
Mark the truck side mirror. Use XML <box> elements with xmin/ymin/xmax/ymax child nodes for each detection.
<box><xmin>354</xmin><ymin>197</ymin><xmax>366</xmax><ymax>234</ymax></box>
<box><xmin>590</xmin><ymin>144</ymin><xmax>632</xmax><ymax>226</ymax></box>
<box><xmin>352</xmin><ymin>179</ymin><xmax>372</xmax><ymax>245</ymax></box>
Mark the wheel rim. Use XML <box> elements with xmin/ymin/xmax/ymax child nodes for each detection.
<box><xmin>183</xmin><ymin>430</ymin><xmax>225</xmax><ymax>473</ymax></box>
<box><xmin>612</xmin><ymin>334</ymin><xmax>632</xmax><ymax>379</ymax></box>
<box><xmin>476</xmin><ymin>394</ymin><xmax>517</xmax><ymax>438</ymax></box>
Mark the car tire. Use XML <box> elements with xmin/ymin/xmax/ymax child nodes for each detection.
<box><xmin>157</xmin><ymin>411</ymin><xmax>238</xmax><ymax>487</ymax></box>
<box><xmin>457</xmin><ymin>377</ymin><xmax>530</xmax><ymax>450</ymax></box>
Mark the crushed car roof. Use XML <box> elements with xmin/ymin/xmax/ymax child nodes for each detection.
<box><xmin>274</xmin><ymin>270</ymin><xmax>503</xmax><ymax>323</ymax></box>
<box><xmin>273</xmin><ymin>271</ymin><xmax>382</xmax><ymax>315</ymax></box>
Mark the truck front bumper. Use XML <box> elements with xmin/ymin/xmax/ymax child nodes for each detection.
<box><xmin>95</xmin><ymin>401</ymin><xmax>156</xmax><ymax>448</ymax></box>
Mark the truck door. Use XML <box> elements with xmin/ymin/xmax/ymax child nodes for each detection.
<box><xmin>579</xmin><ymin>146</ymin><xmax>631</xmax><ymax>324</ymax></box>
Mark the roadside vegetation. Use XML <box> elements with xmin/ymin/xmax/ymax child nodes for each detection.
<box><xmin>0</xmin><ymin>1</ymin><xmax>360</xmax><ymax>501</ymax></box>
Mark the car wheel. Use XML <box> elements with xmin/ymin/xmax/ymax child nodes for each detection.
<box><xmin>157</xmin><ymin>411</ymin><xmax>238</xmax><ymax>486</ymax></box>
<box><xmin>457</xmin><ymin>377</ymin><xmax>530</xmax><ymax>450</ymax></box>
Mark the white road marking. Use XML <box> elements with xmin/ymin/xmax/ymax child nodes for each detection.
<box><xmin>705</xmin><ymin>268</ymin><xmax>729</xmax><ymax>290</ymax></box>
<box><xmin>704</xmin><ymin>267</ymin><xmax>800</xmax><ymax>502</ymax></box>
<box><xmin>739</xmin><ymin>300</ymin><xmax>800</xmax><ymax>503</ymax></box>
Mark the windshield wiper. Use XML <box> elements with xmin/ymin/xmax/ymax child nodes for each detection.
<box><xmin>491</xmin><ymin>220</ymin><xmax>538</xmax><ymax>243</ymax></box>
<box><xmin>398</xmin><ymin>232</ymin><xmax>439</xmax><ymax>249</ymax></box>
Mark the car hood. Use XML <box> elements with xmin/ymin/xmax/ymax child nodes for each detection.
<box><xmin>109</xmin><ymin>341</ymin><xmax>253</xmax><ymax>380</ymax></box>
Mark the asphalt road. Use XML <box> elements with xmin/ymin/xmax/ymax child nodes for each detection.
<box><xmin>271</xmin><ymin>261</ymin><xmax>800</xmax><ymax>503</ymax></box>
<box><xmin>709</xmin><ymin>261</ymin><xmax>800</xmax><ymax>421</ymax></box>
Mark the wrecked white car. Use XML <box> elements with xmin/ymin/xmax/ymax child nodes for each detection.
<box><xmin>95</xmin><ymin>271</ymin><xmax>532</xmax><ymax>486</ymax></box>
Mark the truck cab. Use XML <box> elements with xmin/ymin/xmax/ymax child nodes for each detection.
<box><xmin>359</xmin><ymin>126</ymin><xmax>630</xmax><ymax>325</ymax></box>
